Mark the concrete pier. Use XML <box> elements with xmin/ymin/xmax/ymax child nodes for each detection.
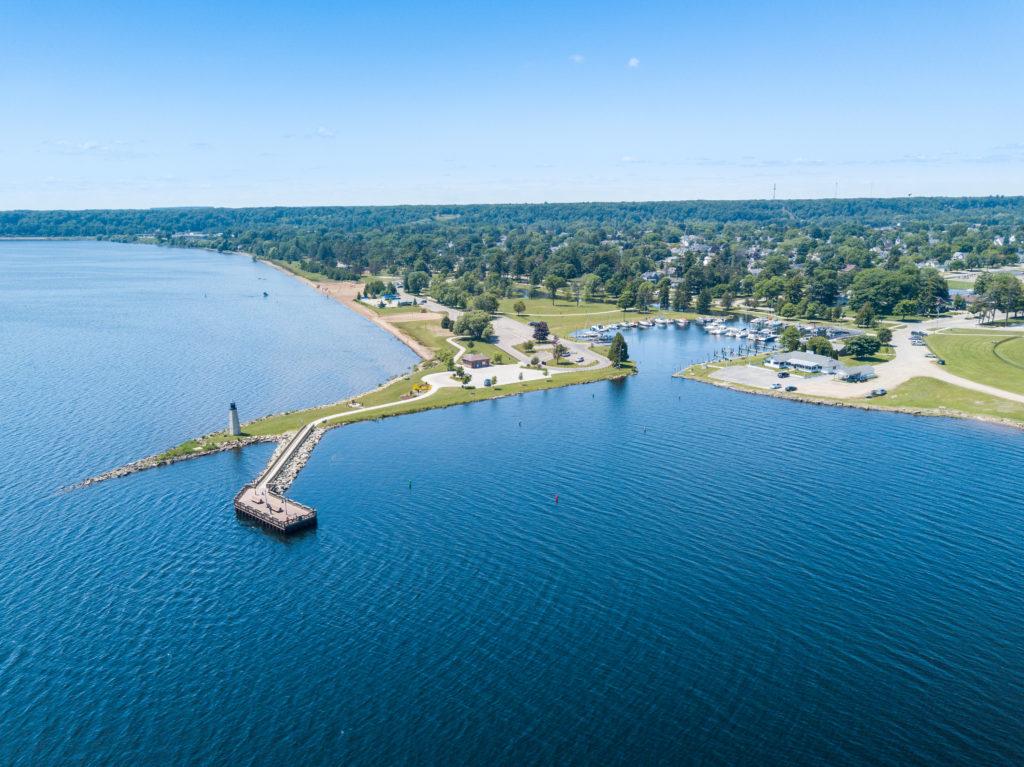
<box><xmin>234</xmin><ymin>483</ymin><xmax>316</xmax><ymax>533</ymax></box>
<box><xmin>233</xmin><ymin>420</ymin><xmax>320</xmax><ymax>533</ymax></box>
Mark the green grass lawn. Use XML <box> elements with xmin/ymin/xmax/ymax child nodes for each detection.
<box><xmin>459</xmin><ymin>338</ymin><xmax>513</xmax><ymax>364</ymax></box>
<box><xmin>513</xmin><ymin>341</ymin><xmax>546</xmax><ymax>355</ymax></box>
<box><xmin>878</xmin><ymin>377</ymin><xmax>1024</xmax><ymax>424</ymax></box>
<box><xmin>499</xmin><ymin>297</ymin><xmax>700</xmax><ymax>336</ymax></box>
<box><xmin>390</xmin><ymin>318</ymin><xmax>452</xmax><ymax>354</ymax></box>
<box><xmin>842</xmin><ymin>346</ymin><xmax>896</xmax><ymax>366</ymax></box>
<box><xmin>926</xmin><ymin>331</ymin><xmax>1024</xmax><ymax>395</ymax></box>
<box><xmin>268</xmin><ymin>259</ymin><xmax>332</xmax><ymax>282</ymax></box>
<box><xmin>946</xmin><ymin>279</ymin><xmax>974</xmax><ymax>290</ymax></box>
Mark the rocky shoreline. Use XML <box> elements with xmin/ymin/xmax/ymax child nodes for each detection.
<box><xmin>267</xmin><ymin>426</ymin><xmax>326</xmax><ymax>494</ymax></box>
<box><xmin>74</xmin><ymin>434</ymin><xmax>282</xmax><ymax>490</ymax></box>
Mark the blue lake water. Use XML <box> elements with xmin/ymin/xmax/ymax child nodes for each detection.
<box><xmin>2</xmin><ymin>241</ymin><xmax>1023</xmax><ymax>766</ymax></box>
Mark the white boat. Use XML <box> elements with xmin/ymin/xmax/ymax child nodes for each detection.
<box><xmin>638</xmin><ymin>320</ymin><xmax>654</xmax><ymax>328</ymax></box>
<box><xmin>674</xmin><ymin>318</ymin><xmax>689</xmax><ymax>328</ymax></box>
<box><xmin>629</xmin><ymin>321</ymin><xmax>639</xmax><ymax>328</ymax></box>
<box><xmin>654</xmin><ymin>317</ymin><xmax>669</xmax><ymax>326</ymax></box>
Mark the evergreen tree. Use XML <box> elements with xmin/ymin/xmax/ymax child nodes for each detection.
<box><xmin>855</xmin><ymin>302</ymin><xmax>876</xmax><ymax>327</ymax></box>
<box><xmin>696</xmin><ymin>288</ymin><xmax>712</xmax><ymax>314</ymax></box>
<box><xmin>657</xmin><ymin>278</ymin><xmax>671</xmax><ymax>309</ymax></box>
<box><xmin>671</xmin><ymin>283</ymin><xmax>688</xmax><ymax>312</ymax></box>
<box><xmin>608</xmin><ymin>332</ymin><xmax>629</xmax><ymax>367</ymax></box>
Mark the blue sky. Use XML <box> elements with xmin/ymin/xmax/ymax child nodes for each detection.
<box><xmin>3</xmin><ymin>0</ymin><xmax>1023</xmax><ymax>208</ymax></box>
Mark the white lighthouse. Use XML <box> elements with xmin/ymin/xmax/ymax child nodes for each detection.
<box><xmin>228</xmin><ymin>402</ymin><xmax>241</xmax><ymax>436</ymax></box>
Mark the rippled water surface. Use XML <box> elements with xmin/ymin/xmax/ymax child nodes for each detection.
<box><xmin>2</xmin><ymin>241</ymin><xmax>1023</xmax><ymax>766</ymax></box>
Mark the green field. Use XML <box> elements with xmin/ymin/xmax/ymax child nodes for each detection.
<box><xmin>926</xmin><ymin>330</ymin><xmax>1024</xmax><ymax>396</ymax></box>
<box><xmin>498</xmin><ymin>297</ymin><xmax>698</xmax><ymax>337</ymax></box>
<box><xmin>458</xmin><ymin>339</ymin><xmax>513</xmax><ymax>364</ymax></box>
<box><xmin>843</xmin><ymin>346</ymin><xmax>897</xmax><ymax>366</ymax></box>
<box><xmin>390</xmin><ymin>318</ymin><xmax>453</xmax><ymax>355</ymax></box>
<box><xmin>268</xmin><ymin>258</ymin><xmax>330</xmax><ymax>282</ymax></box>
<box><xmin>879</xmin><ymin>377</ymin><xmax>1024</xmax><ymax>424</ymax></box>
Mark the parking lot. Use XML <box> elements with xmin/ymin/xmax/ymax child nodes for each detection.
<box><xmin>710</xmin><ymin>364</ymin><xmax>792</xmax><ymax>389</ymax></box>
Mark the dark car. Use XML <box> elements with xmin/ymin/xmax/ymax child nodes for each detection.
<box><xmin>784</xmin><ymin>385</ymin><xmax>797</xmax><ymax>392</ymax></box>
<box><xmin>777</xmin><ymin>371</ymin><xmax>790</xmax><ymax>378</ymax></box>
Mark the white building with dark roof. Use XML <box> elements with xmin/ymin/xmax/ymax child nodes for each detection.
<box><xmin>765</xmin><ymin>351</ymin><xmax>841</xmax><ymax>374</ymax></box>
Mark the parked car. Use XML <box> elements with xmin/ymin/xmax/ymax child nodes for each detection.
<box><xmin>575</xmin><ymin>355</ymin><xmax>585</xmax><ymax>363</ymax></box>
<box><xmin>937</xmin><ymin>359</ymin><xmax>946</xmax><ymax>365</ymax></box>
<box><xmin>777</xmin><ymin>371</ymin><xmax>790</xmax><ymax>378</ymax></box>
<box><xmin>785</xmin><ymin>385</ymin><xmax>797</xmax><ymax>392</ymax></box>
<box><xmin>770</xmin><ymin>383</ymin><xmax>782</xmax><ymax>390</ymax></box>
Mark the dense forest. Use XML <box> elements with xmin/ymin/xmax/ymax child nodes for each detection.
<box><xmin>3</xmin><ymin>197</ymin><xmax>1022</xmax><ymax>319</ymax></box>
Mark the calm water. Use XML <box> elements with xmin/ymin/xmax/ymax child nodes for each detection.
<box><xmin>2</xmin><ymin>242</ymin><xmax>1023</xmax><ymax>766</ymax></box>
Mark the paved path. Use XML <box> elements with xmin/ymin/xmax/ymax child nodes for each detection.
<box><xmin>418</xmin><ymin>297</ymin><xmax>611</xmax><ymax>370</ymax></box>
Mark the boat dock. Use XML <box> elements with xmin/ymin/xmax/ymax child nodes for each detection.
<box><xmin>233</xmin><ymin>420</ymin><xmax>321</xmax><ymax>533</ymax></box>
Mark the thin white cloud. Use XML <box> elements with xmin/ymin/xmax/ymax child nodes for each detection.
<box><xmin>46</xmin><ymin>140</ymin><xmax>106</xmax><ymax>155</ymax></box>
<box><xmin>569</xmin><ymin>53</ymin><xmax>585</xmax><ymax>64</ymax></box>
<box><xmin>627</xmin><ymin>57</ymin><xmax>640</xmax><ymax>68</ymax></box>
<box><xmin>314</xmin><ymin>126</ymin><xmax>336</xmax><ymax>139</ymax></box>
<box><xmin>42</xmin><ymin>139</ymin><xmax>149</xmax><ymax>159</ymax></box>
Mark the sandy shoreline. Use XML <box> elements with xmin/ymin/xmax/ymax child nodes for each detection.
<box><xmin>262</xmin><ymin>260</ymin><xmax>436</xmax><ymax>360</ymax></box>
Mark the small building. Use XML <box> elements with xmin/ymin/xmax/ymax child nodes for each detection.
<box><xmin>835</xmin><ymin>366</ymin><xmax>876</xmax><ymax>382</ymax></box>
<box><xmin>462</xmin><ymin>353</ymin><xmax>491</xmax><ymax>369</ymax></box>
<box><xmin>765</xmin><ymin>351</ymin><xmax>841</xmax><ymax>374</ymax></box>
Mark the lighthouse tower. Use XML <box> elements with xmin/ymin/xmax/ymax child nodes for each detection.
<box><xmin>228</xmin><ymin>402</ymin><xmax>241</xmax><ymax>436</ymax></box>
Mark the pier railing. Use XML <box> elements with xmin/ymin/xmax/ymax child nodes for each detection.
<box><xmin>233</xmin><ymin>484</ymin><xmax>317</xmax><ymax>533</ymax></box>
